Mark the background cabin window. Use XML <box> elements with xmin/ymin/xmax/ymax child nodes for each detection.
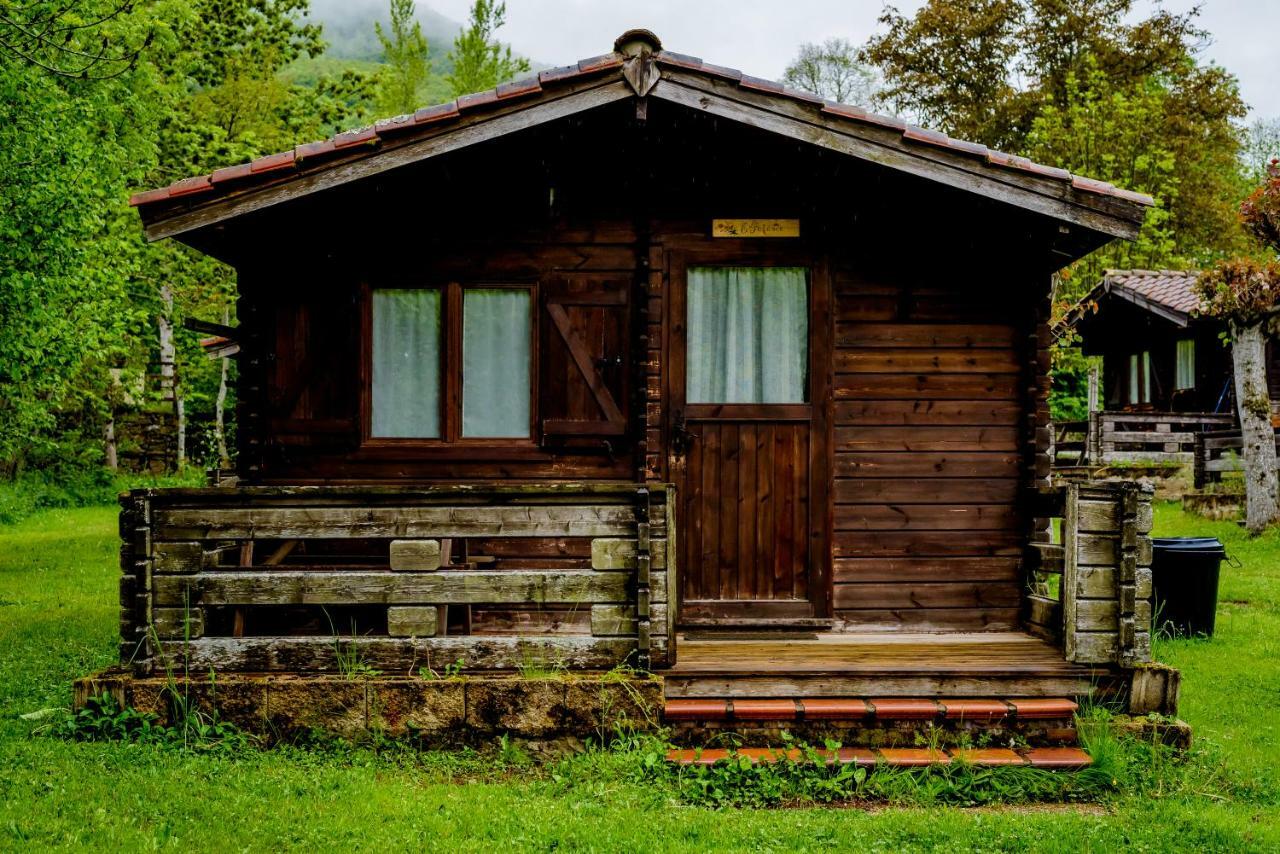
<box><xmin>462</xmin><ymin>288</ymin><xmax>532</xmax><ymax>437</ymax></box>
<box><xmin>1127</xmin><ymin>351</ymin><xmax>1152</xmax><ymax>405</ymax></box>
<box><xmin>1176</xmin><ymin>339</ymin><xmax>1196</xmax><ymax>389</ymax></box>
<box><xmin>686</xmin><ymin>266</ymin><xmax>808</xmax><ymax>403</ymax></box>
<box><xmin>371</xmin><ymin>288</ymin><xmax>442</xmax><ymax>438</ymax></box>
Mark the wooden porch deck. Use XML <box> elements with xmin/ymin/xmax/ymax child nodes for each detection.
<box><xmin>664</xmin><ymin>631</ymin><xmax>1106</xmax><ymax>699</ymax></box>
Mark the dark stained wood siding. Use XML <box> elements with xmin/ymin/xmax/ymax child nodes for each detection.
<box><xmin>681</xmin><ymin>420</ymin><xmax>811</xmax><ymax>606</ymax></box>
<box><xmin>831</xmin><ymin>268</ymin><xmax>1028</xmax><ymax>631</ymax></box>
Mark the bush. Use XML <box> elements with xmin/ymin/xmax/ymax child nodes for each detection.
<box><xmin>0</xmin><ymin>467</ymin><xmax>204</xmax><ymax>525</ymax></box>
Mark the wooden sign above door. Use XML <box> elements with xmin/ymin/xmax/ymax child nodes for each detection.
<box><xmin>711</xmin><ymin>218</ymin><xmax>801</xmax><ymax>238</ymax></box>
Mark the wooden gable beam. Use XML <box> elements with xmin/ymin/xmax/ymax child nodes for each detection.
<box><xmin>142</xmin><ymin>80</ymin><xmax>635</xmax><ymax>243</ymax></box>
<box><xmin>650</xmin><ymin>72</ymin><xmax>1145</xmax><ymax>241</ymax></box>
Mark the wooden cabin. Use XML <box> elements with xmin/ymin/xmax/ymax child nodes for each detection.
<box><xmin>1059</xmin><ymin>270</ymin><xmax>1279</xmax><ymax>466</ymax></box>
<box><xmin>113</xmin><ymin>31</ymin><xmax>1177</xmax><ymax>732</ymax></box>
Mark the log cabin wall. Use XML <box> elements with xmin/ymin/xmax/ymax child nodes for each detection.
<box><xmin>236</xmin><ymin>224</ymin><xmax>644</xmax><ymax>483</ymax></box>
<box><xmin>829</xmin><ymin>261</ymin><xmax>1037</xmax><ymax>631</ymax></box>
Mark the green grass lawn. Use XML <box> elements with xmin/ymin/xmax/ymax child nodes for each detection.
<box><xmin>1</xmin><ymin>503</ymin><xmax>1278</xmax><ymax>851</ymax></box>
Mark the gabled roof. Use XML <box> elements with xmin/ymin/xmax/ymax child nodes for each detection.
<box><xmin>131</xmin><ymin>29</ymin><xmax>1153</xmax><ymax>244</ymax></box>
<box><xmin>1061</xmin><ymin>269</ymin><xmax>1203</xmax><ymax>331</ymax></box>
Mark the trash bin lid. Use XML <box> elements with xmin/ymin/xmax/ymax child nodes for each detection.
<box><xmin>1153</xmin><ymin>536</ymin><xmax>1226</xmax><ymax>554</ymax></box>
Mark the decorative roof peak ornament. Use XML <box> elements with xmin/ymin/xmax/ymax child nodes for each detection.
<box><xmin>617</xmin><ymin>29</ymin><xmax>662</xmax><ymax>96</ymax></box>
<box><xmin>614</xmin><ymin>29</ymin><xmax>662</xmax><ymax>57</ymax></box>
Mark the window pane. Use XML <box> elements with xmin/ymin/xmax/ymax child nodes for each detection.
<box><xmin>1142</xmin><ymin>351</ymin><xmax>1152</xmax><ymax>402</ymax></box>
<box><xmin>1176</xmin><ymin>339</ymin><xmax>1195</xmax><ymax>390</ymax></box>
<box><xmin>372</xmin><ymin>289</ymin><xmax>441</xmax><ymax>438</ymax></box>
<box><xmin>463</xmin><ymin>289</ymin><xmax>531</xmax><ymax>437</ymax></box>
<box><xmin>1128</xmin><ymin>354</ymin><xmax>1139</xmax><ymax>404</ymax></box>
<box><xmin>687</xmin><ymin>267</ymin><xmax>808</xmax><ymax>403</ymax></box>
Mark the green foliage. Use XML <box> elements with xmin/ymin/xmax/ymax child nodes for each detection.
<box><xmin>0</xmin><ymin>468</ymin><xmax>200</xmax><ymax>526</ymax></box>
<box><xmin>0</xmin><ymin>1</ymin><xmax>167</xmax><ymax>472</ymax></box>
<box><xmin>375</xmin><ymin>0</ymin><xmax>431</xmax><ymax>115</ymax></box>
<box><xmin>1241</xmin><ymin>159</ymin><xmax>1280</xmax><ymax>254</ymax></box>
<box><xmin>1195</xmin><ymin>258</ymin><xmax>1280</xmax><ymax>325</ymax></box>
<box><xmin>51</xmin><ymin>692</ymin><xmax>255</xmax><ymax>753</ymax></box>
<box><xmin>445</xmin><ymin>0</ymin><xmax>528</xmax><ymax>98</ymax></box>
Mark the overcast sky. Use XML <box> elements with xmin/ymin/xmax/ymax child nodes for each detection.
<box><xmin>423</xmin><ymin>0</ymin><xmax>1277</xmax><ymax>119</ymax></box>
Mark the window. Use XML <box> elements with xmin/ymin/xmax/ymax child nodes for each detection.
<box><xmin>686</xmin><ymin>266</ymin><xmax>808</xmax><ymax>403</ymax></box>
<box><xmin>369</xmin><ymin>284</ymin><xmax>532</xmax><ymax>440</ymax></box>
<box><xmin>462</xmin><ymin>289</ymin><xmax>531</xmax><ymax>437</ymax></box>
<box><xmin>1176</xmin><ymin>339</ymin><xmax>1196</xmax><ymax>390</ymax></box>
<box><xmin>372</xmin><ymin>289</ymin><xmax>441</xmax><ymax>438</ymax></box>
<box><xmin>1128</xmin><ymin>351</ymin><xmax>1152</xmax><ymax>405</ymax></box>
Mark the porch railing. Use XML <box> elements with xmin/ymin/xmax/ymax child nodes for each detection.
<box><xmin>119</xmin><ymin>483</ymin><xmax>676</xmax><ymax>675</ymax></box>
<box><xmin>1026</xmin><ymin>481</ymin><xmax>1154</xmax><ymax>667</ymax></box>
<box><xmin>1193</xmin><ymin>428</ymin><xmax>1280</xmax><ymax>488</ymax></box>
<box><xmin>1053</xmin><ymin>412</ymin><xmax>1235</xmax><ymax>467</ymax></box>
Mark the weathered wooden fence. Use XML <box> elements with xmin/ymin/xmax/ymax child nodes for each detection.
<box><xmin>1024</xmin><ymin>481</ymin><xmax>1154</xmax><ymax>667</ymax></box>
<box><xmin>1193</xmin><ymin>428</ymin><xmax>1280</xmax><ymax>488</ymax></box>
<box><xmin>119</xmin><ymin>484</ymin><xmax>676</xmax><ymax>674</ymax></box>
<box><xmin>1053</xmin><ymin>412</ymin><xmax>1235</xmax><ymax>467</ymax></box>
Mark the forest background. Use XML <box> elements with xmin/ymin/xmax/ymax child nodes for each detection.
<box><xmin>1</xmin><ymin>0</ymin><xmax>1276</xmax><ymax>514</ymax></box>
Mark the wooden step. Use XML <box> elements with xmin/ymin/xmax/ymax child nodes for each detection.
<box><xmin>665</xmin><ymin>697</ymin><xmax>1077</xmax><ymax>724</ymax></box>
<box><xmin>665</xmin><ymin>746</ymin><xmax>1091</xmax><ymax>769</ymax></box>
<box><xmin>664</xmin><ymin>673</ymin><xmax>1099</xmax><ymax>699</ymax></box>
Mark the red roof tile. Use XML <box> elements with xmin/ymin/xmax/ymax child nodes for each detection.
<box><xmin>129</xmin><ymin>29</ymin><xmax>1155</xmax><ymax>225</ymax></box>
<box><xmin>1062</xmin><ymin>270</ymin><xmax>1203</xmax><ymax>333</ymax></box>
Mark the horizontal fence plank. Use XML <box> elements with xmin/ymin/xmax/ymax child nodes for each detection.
<box><xmin>1025</xmin><ymin>595</ymin><xmax>1061</xmax><ymax>630</ymax></box>
<box><xmin>154</xmin><ymin>570</ymin><xmax>651</xmax><ymax>607</ymax></box>
<box><xmin>1073</xmin><ymin>567</ymin><xmax>1153</xmax><ymax>600</ymax></box>
<box><xmin>159</xmin><ymin>636</ymin><xmax>640</xmax><ymax>672</ymax></box>
<box><xmin>153</xmin><ymin>505</ymin><xmax>637</xmax><ymax>540</ymax></box>
<box><xmin>1076</xmin><ymin>599</ymin><xmax>1153</xmax><ymax>631</ymax></box>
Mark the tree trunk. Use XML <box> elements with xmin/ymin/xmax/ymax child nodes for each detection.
<box><xmin>159</xmin><ymin>285</ymin><xmax>185</xmax><ymax>470</ymax></box>
<box><xmin>1230</xmin><ymin>319</ymin><xmax>1279</xmax><ymax>534</ymax></box>
<box><xmin>214</xmin><ymin>308</ymin><xmax>231</xmax><ymax>469</ymax></box>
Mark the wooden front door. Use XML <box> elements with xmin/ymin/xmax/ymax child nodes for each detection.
<box><xmin>668</xmin><ymin>251</ymin><xmax>831</xmax><ymax>623</ymax></box>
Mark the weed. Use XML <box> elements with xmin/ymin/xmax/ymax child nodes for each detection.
<box><xmin>48</xmin><ymin>693</ymin><xmax>255</xmax><ymax>753</ymax></box>
<box><xmin>322</xmin><ymin>610</ymin><xmax>382</xmax><ymax>680</ymax></box>
<box><xmin>418</xmin><ymin>657</ymin><xmax>466</xmax><ymax>680</ymax></box>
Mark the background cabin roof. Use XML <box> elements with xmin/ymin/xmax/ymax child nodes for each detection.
<box><xmin>129</xmin><ymin>29</ymin><xmax>1152</xmax><ymax>246</ymax></box>
<box><xmin>1061</xmin><ymin>269</ymin><xmax>1203</xmax><ymax>332</ymax></box>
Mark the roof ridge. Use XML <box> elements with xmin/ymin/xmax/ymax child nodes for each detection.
<box><xmin>129</xmin><ymin>31</ymin><xmax>1156</xmax><ymax>216</ymax></box>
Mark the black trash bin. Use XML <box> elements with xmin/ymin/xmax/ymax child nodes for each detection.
<box><xmin>1151</xmin><ymin>537</ymin><xmax>1227</xmax><ymax>637</ymax></box>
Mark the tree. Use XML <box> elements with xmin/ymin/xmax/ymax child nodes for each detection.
<box><xmin>0</xmin><ymin>1</ymin><xmax>164</xmax><ymax>473</ymax></box>
<box><xmin>375</xmin><ymin>0</ymin><xmax>430</xmax><ymax>115</ymax></box>
<box><xmin>1195</xmin><ymin>258</ymin><xmax>1280</xmax><ymax>534</ymax></box>
<box><xmin>445</xmin><ymin>0</ymin><xmax>528</xmax><ymax>98</ymax></box>
<box><xmin>862</xmin><ymin>1</ymin><xmax>1250</xmax><ymax>422</ymax></box>
<box><xmin>861</xmin><ymin>0</ymin><xmax>1246</xmax><ymax>282</ymax></box>
<box><xmin>782</xmin><ymin>38</ymin><xmax>876</xmax><ymax>106</ymax></box>
<box><xmin>1243</xmin><ymin>119</ymin><xmax>1280</xmax><ymax>186</ymax></box>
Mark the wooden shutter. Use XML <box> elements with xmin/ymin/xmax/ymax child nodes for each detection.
<box><xmin>539</xmin><ymin>277</ymin><xmax>630</xmax><ymax>440</ymax></box>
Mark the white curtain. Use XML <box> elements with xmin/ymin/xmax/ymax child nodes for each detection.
<box><xmin>371</xmin><ymin>288</ymin><xmax>441</xmax><ymax>437</ymax></box>
<box><xmin>463</xmin><ymin>288</ymin><xmax>531</xmax><ymax>437</ymax></box>
<box><xmin>687</xmin><ymin>267</ymin><xmax>808</xmax><ymax>403</ymax></box>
